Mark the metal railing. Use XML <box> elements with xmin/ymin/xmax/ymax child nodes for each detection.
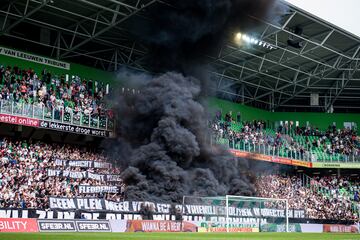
<box><xmin>217</xmin><ymin>138</ymin><xmax>360</xmax><ymax>163</ymax></box>
<box><xmin>0</xmin><ymin>100</ymin><xmax>114</xmax><ymax>131</ymax></box>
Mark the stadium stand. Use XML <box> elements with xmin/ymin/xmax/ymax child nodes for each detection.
<box><xmin>1</xmin><ymin>134</ymin><xmax>358</xmax><ymax>222</ymax></box>
<box><xmin>0</xmin><ymin>60</ymin><xmax>358</xmax><ymax>223</ymax></box>
<box><xmin>210</xmin><ymin>112</ymin><xmax>360</xmax><ymax>163</ymax></box>
<box><xmin>290</xmin><ymin>126</ymin><xmax>358</xmax><ymax>161</ymax></box>
<box><xmin>0</xmin><ymin>138</ymin><xmax>124</xmax><ymax>209</ymax></box>
<box><xmin>0</xmin><ymin>0</ymin><xmax>359</xmax><ymax>237</ymax></box>
<box><xmin>310</xmin><ymin>175</ymin><xmax>360</xmax><ymax>204</ymax></box>
<box><xmin>0</xmin><ymin>65</ymin><xmax>358</xmax><ymax>230</ymax></box>
<box><xmin>0</xmin><ymin>64</ymin><xmax>113</xmax><ymax>130</ymax></box>
<box><xmin>256</xmin><ymin>174</ymin><xmax>359</xmax><ymax>221</ymax></box>
<box><xmin>0</xmin><ymin>64</ymin><xmax>106</xmax><ymax>112</ymax></box>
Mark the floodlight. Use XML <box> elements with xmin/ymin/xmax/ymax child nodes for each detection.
<box><xmin>235</xmin><ymin>32</ymin><xmax>242</xmax><ymax>41</ymax></box>
<box><xmin>242</xmin><ymin>34</ymin><xmax>250</xmax><ymax>43</ymax></box>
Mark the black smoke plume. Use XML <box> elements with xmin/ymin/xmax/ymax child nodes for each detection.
<box><xmin>109</xmin><ymin>0</ymin><xmax>285</xmax><ymax>202</ymax></box>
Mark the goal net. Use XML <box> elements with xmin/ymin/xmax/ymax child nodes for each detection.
<box><xmin>182</xmin><ymin>195</ymin><xmax>289</xmax><ymax>233</ymax></box>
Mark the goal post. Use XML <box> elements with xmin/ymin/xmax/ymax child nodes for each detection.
<box><xmin>182</xmin><ymin>195</ymin><xmax>289</xmax><ymax>233</ymax></box>
<box><xmin>225</xmin><ymin>195</ymin><xmax>289</xmax><ymax>233</ymax></box>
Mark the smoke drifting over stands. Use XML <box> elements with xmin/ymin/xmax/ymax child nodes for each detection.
<box><xmin>110</xmin><ymin>0</ymin><xmax>284</xmax><ymax>202</ymax></box>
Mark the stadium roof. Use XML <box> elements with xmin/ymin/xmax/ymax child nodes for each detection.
<box><xmin>211</xmin><ymin>1</ymin><xmax>360</xmax><ymax>112</ymax></box>
<box><xmin>0</xmin><ymin>0</ymin><xmax>155</xmax><ymax>71</ymax></box>
<box><xmin>286</xmin><ymin>0</ymin><xmax>360</xmax><ymax>38</ymax></box>
<box><xmin>0</xmin><ymin>0</ymin><xmax>359</xmax><ymax>112</ymax></box>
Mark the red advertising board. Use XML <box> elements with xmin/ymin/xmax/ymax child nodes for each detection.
<box><xmin>323</xmin><ymin>224</ymin><xmax>359</xmax><ymax>233</ymax></box>
<box><xmin>291</xmin><ymin>159</ymin><xmax>312</xmax><ymax>168</ymax></box>
<box><xmin>126</xmin><ymin>220</ymin><xmax>197</xmax><ymax>232</ymax></box>
<box><xmin>271</xmin><ymin>156</ymin><xmax>292</xmax><ymax>165</ymax></box>
<box><xmin>229</xmin><ymin>149</ymin><xmax>246</xmax><ymax>158</ymax></box>
<box><xmin>0</xmin><ymin>114</ymin><xmax>39</xmax><ymax>127</ymax></box>
<box><xmin>229</xmin><ymin>149</ymin><xmax>312</xmax><ymax>168</ymax></box>
<box><xmin>0</xmin><ymin>218</ymin><xmax>38</xmax><ymax>232</ymax></box>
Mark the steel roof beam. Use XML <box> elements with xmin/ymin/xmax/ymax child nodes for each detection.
<box><xmin>253</xmin><ymin>55</ymin><xmax>355</xmax><ymax>107</ymax></box>
<box><xmin>29</xmin><ymin>0</ymin><xmax>112</xmax><ymax>26</ymax></box>
<box><xmin>6</xmin><ymin>1</ymin><xmax>141</xmax><ymax>53</ymax></box>
<box><xmin>253</xmin><ymin>29</ymin><xmax>352</xmax><ymax>74</ymax></box>
<box><xmin>105</xmin><ymin>0</ymin><xmax>138</xmax><ymax>10</ymax></box>
<box><xmin>0</xmin><ymin>9</ymin><xmax>146</xmax><ymax>56</ymax></box>
<box><xmin>250</xmin><ymin>15</ymin><xmax>360</xmax><ymax>61</ymax></box>
<box><xmin>263</xmin><ymin>38</ymin><xmax>335</xmax><ymax>69</ymax></box>
<box><xmin>215</xmin><ymin>32</ymin><xmax>346</xmax><ymax>91</ymax></box>
<box><xmin>2</xmin><ymin>1</ymin><xmax>135</xmax><ymax>46</ymax></box>
<box><xmin>61</xmin><ymin>48</ymin><xmax>116</xmax><ymax>59</ymax></box>
<box><xmin>267</xmin><ymin>94</ymin><xmax>360</xmax><ymax>99</ymax></box>
<box><xmin>352</xmin><ymin>46</ymin><xmax>360</xmax><ymax>58</ymax></box>
<box><xmin>4</xmin><ymin>33</ymin><xmax>116</xmax><ymax>64</ymax></box>
<box><xmin>59</xmin><ymin>0</ymin><xmax>157</xmax><ymax>59</ymax></box>
<box><xmin>284</xmin><ymin>1</ymin><xmax>360</xmax><ymax>43</ymax></box>
<box><xmin>4</xmin><ymin>32</ymin><xmax>147</xmax><ymax>72</ymax></box>
<box><xmin>214</xmin><ymin>88</ymin><xmax>273</xmax><ymax>106</ymax></box>
<box><xmin>1</xmin><ymin>1</ymin><xmax>14</xmax><ymax>31</ymax></box>
<box><xmin>213</xmin><ymin>47</ymin><xmax>292</xmax><ymax>90</ymax></box>
<box><xmin>219</xmin><ymin>39</ymin><xmax>360</xmax><ymax>96</ymax></box>
<box><xmin>327</xmin><ymin>62</ymin><xmax>360</xmax><ymax>108</ymax></box>
<box><xmin>274</xmin><ymin>67</ymin><xmax>350</xmax><ymax>109</ymax></box>
<box><xmin>214</xmin><ymin>58</ymin><xmax>307</xmax><ymax>89</ymax></box>
<box><xmin>215</xmin><ymin>45</ymin><xmax>357</xmax><ymax>105</ymax></box>
<box><xmin>219</xmin><ymin>46</ymin><xmax>343</xmax><ymax>85</ymax></box>
<box><xmin>0</xmin><ymin>0</ymin><xmax>50</xmax><ymax>36</ymax></box>
<box><xmin>226</xmin><ymin>45</ymin><xmax>319</xmax><ymax>77</ymax></box>
<box><xmin>323</xmin><ymin>59</ymin><xmax>360</xmax><ymax>101</ymax></box>
<box><xmin>323</xmin><ymin>77</ymin><xmax>360</xmax><ymax>81</ymax></box>
<box><xmin>76</xmin><ymin>0</ymin><xmax>128</xmax><ymax>16</ymax></box>
<box><xmin>306</xmin><ymin>86</ymin><xmax>360</xmax><ymax>90</ymax></box>
<box><xmin>278</xmin><ymin>104</ymin><xmax>360</xmax><ymax>109</ymax></box>
<box><xmin>211</xmin><ymin>69</ymin><xmax>294</xmax><ymax>98</ymax></box>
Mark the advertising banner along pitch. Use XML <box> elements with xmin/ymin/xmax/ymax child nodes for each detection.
<box><xmin>0</xmin><ymin>218</ymin><xmax>38</xmax><ymax>232</ymax></box>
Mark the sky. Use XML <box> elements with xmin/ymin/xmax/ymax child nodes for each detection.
<box><xmin>286</xmin><ymin>0</ymin><xmax>360</xmax><ymax>37</ymax></box>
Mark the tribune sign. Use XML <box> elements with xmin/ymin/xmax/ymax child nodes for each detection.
<box><xmin>0</xmin><ymin>46</ymin><xmax>70</xmax><ymax>70</ymax></box>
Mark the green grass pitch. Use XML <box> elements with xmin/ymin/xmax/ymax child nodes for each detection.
<box><xmin>0</xmin><ymin>232</ymin><xmax>358</xmax><ymax>240</ymax></box>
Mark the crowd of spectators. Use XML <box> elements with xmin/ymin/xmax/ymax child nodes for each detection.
<box><xmin>0</xmin><ymin>138</ymin><xmax>124</xmax><ymax>209</ymax></box>
<box><xmin>292</xmin><ymin>125</ymin><xmax>359</xmax><ymax>159</ymax></box>
<box><xmin>256</xmin><ymin>174</ymin><xmax>359</xmax><ymax>220</ymax></box>
<box><xmin>310</xmin><ymin>175</ymin><xmax>360</xmax><ymax>203</ymax></box>
<box><xmin>210</xmin><ymin>111</ymin><xmax>359</xmax><ymax>161</ymax></box>
<box><xmin>211</xmin><ymin>119</ymin><xmax>279</xmax><ymax>147</ymax></box>
<box><xmin>212</xmin><ymin>111</ymin><xmax>270</xmax><ymax>143</ymax></box>
<box><xmin>0</xmin><ymin>136</ymin><xmax>359</xmax><ymax>222</ymax></box>
<box><xmin>210</xmin><ymin>113</ymin><xmax>299</xmax><ymax>159</ymax></box>
<box><xmin>0</xmin><ymin>64</ymin><xmax>110</xmax><ymax>121</ymax></box>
